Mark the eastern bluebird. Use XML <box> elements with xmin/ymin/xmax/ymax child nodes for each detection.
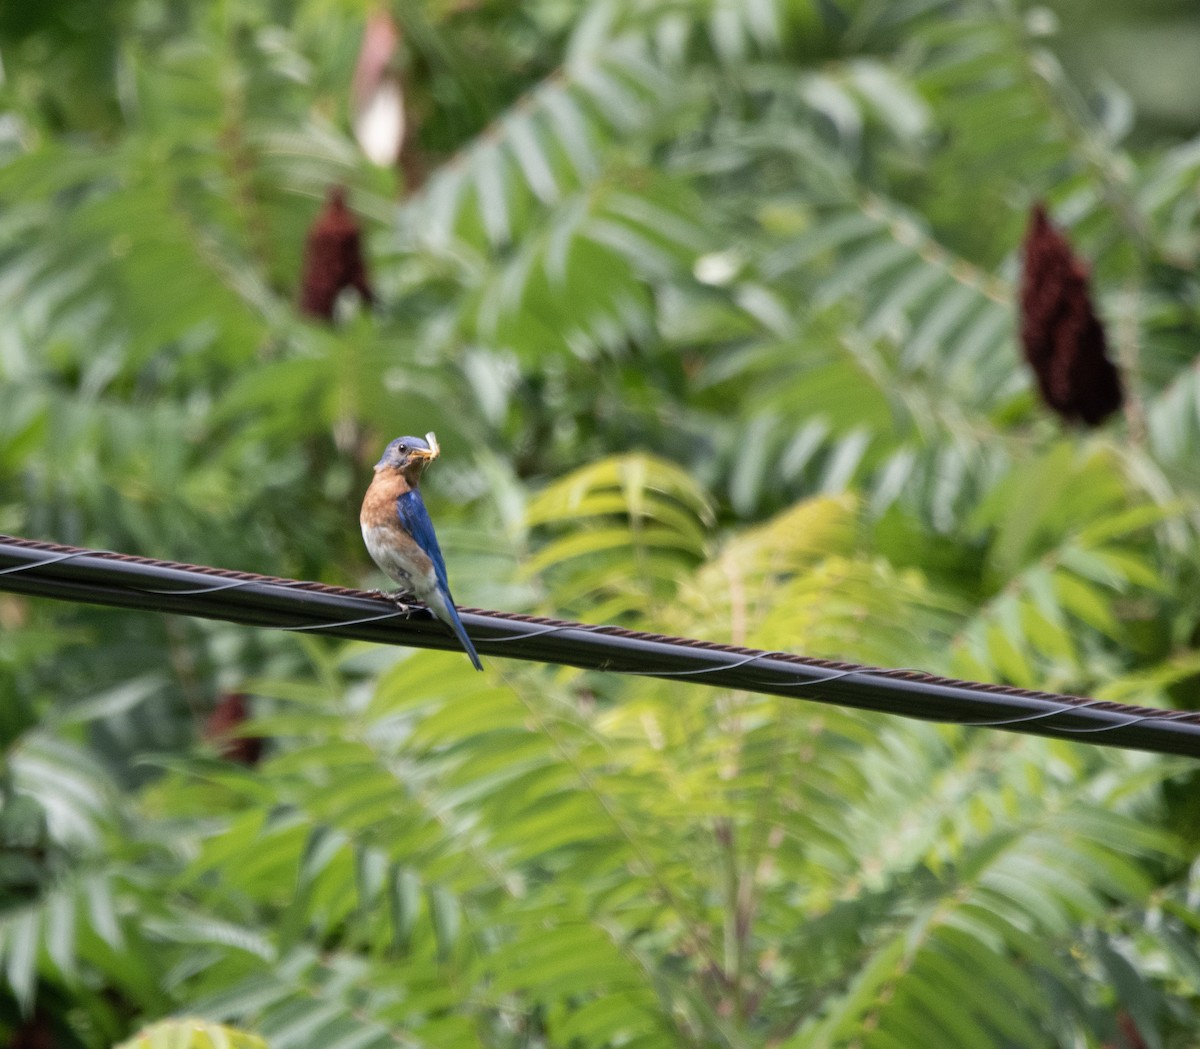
<box><xmin>360</xmin><ymin>433</ymin><xmax>483</xmax><ymax>671</ymax></box>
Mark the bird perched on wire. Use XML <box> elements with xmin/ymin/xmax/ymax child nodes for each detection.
<box><xmin>360</xmin><ymin>433</ymin><xmax>483</xmax><ymax>671</ymax></box>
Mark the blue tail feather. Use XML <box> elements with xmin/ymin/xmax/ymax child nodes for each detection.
<box><xmin>441</xmin><ymin>601</ymin><xmax>483</xmax><ymax>671</ymax></box>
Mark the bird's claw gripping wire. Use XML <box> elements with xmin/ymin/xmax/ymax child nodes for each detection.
<box><xmin>366</xmin><ymin>587</ymin><xmax>417</xmax><ymax>613</ymax></box>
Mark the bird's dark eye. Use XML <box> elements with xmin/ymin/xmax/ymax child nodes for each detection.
<box><xmin>396</xmin><ymin>444</ymin><xmax>407</xmax><ymax>453</ymax></box>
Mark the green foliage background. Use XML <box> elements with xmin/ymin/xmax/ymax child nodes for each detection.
<box><xmin>2</xmin><ymin>0</ymin><xmax>1200</xmax><ymax>1046</ymax></box>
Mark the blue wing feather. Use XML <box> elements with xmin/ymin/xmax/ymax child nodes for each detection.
<box><xmin>395</xmin><ymin>490</ymin><xmax>451</xmax><ymax>593</ymax></box>
<box><xmin>394</xmin><ymin>489</ymin><xmax>483</xmax><ymax>671</ymax></box>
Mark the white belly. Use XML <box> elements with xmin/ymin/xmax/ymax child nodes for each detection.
<box><xmin>362</xmin><ymin>524</ymin><xmax>440</xmax><ymax>600</ymax></box>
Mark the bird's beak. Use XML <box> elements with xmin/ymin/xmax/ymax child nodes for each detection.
<box><xmin>404</xmin><ymin>433</ymin><xmax>439</xmax><ymax>472</ymax></box>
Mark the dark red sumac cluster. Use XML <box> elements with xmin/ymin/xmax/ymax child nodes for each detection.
<box><xmin>1019</xmin><ymin>203</ymin><xmax>1123</xmax><ymax>426</ymax></box>
<box><xmin>299</xmin><ymin>186</ymin><xmax>375</xmax><ymax>320</ymax></box>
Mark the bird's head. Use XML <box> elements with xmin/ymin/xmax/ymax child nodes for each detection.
<box><xmin>374</xmin><ymin>432</ymin><xmax>440</xmax><ymax>480</ymax></box>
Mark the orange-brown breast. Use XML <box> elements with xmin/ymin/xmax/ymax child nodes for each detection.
<box><xmin>360</xmin><ymin>470</ymin><xmax>411</xmax><ymax>529</ymax></box>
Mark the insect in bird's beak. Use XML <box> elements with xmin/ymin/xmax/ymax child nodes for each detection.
<box><xmin>422</xmin><ymin>431</ymin><xmax>440</xmax><ymax>461</ymax></box>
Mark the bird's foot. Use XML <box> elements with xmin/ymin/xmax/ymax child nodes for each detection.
<box><xmin>368</xmin><ymin>588</ymin><xmax>415</xmax><ymax>613</ymax></box>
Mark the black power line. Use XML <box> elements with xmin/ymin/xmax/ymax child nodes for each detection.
<box><xmin>1</xmin><ymin>533</ymin><xmax>1198</xmax><ymax>757</ymax></box>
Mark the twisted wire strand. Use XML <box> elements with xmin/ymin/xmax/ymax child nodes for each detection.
<box><xmin>1</xmin><ymin>533</ymin><xmax>1197</xmax><ymax>756</ymax></box>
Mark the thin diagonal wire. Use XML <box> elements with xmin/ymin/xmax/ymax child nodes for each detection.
<box><xmin>624</xmin><ymin>651</ymin><xmax>766</xmax><ymax>678</ymax></box>
<box><xmin>0</xmin><ymin>549</ymin><xmax>93</xmax><ymax>575</ymax></box>
<box><xmin>134</xmin><ymin>577</ymin><xmax>310</xmax><ymax>596</ymax></box>
<box><xmin>286</xmin><ymin>607</ymin><xmax>415</xmax><ymax>632</ymax></box>
<box><xmin>1046</xmin><ymin>708</ymin><xmax>1200</xmax><ymax>734</ymax></box>
<box><xmin>967</xmin><ymin>697</ymin><xmax>1116</xmax><ymax>728</ymax></box>
<box><xmin>744</xmin><ymin>668</ymin><xmax>864</xmax><ymax>689</ymax></box>
<box><xmin>742</xmin><ymin>667</ymin><xmax>1155</xmax><ymax>737</ymax></box>
<box><xmin>1</xmin><ymin>533</ymin><xmax>1198</xmax><ymax>757</ymax></box>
